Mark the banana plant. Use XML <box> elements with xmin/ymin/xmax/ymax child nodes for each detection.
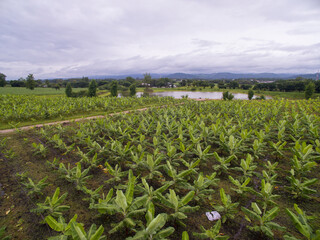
<box><xmin>82</xmin><ymin>185</ymin><xmax>104</xmax><ymax>204</ymax></box>
<box><xmin>269</xmin><ymin>140</ymin><xmax>287</xmax><ymax>158</ymax></box>
<box><xmin>178</xmin><ymin>142</ymin><xmax>192</xmax><ymax>160</ymax></box>
<box><xmin>138</xmin><ymin>153</ymin><xmax>164</xmax><ymax>180</ymax></box>
<box><xmin>59</xmin><ymin>163</ymin><xmax>92</xmax><ymax>191</ymax></box>
<box><xmin>45</xmin><ymin>214</ymin><xmax>78</xmax><ymax>239</ymax></box>
<box><xmin>219</xmin><ymin>134</ymin><xmax>244</xmax><ymax>157</ymax></box>
<box><xmin>156</xmin><ymin>189</ymin><xmax>199</xmax><ymax>227</ymax></box>
<box><xmin>109</xmin><ymin>140</ymin><xmax>133</xmax><ymax>163</ymax></box>
<box><xmin>89</xmin><ymin>188</ymin><xmax>114</xmax><ymax>213</ymax></box>
<box><xmin>192</xmin><ymin>144</ymin><xmax>212</xmax><ymax>163</ymax></box>
<box><xmin>193</xmin><ymin>220</ymin><xmax>229</xmax><ymax>240</ymax></box>
<box><xmin>50</xmin><ymin>134</ymin><xmax>68</xmax><ymax>151</ymax></box>
<box><xmin>22</xmin><ymin>176</ymin><xmax>49</xmax><ymax>196</ymax></box>
<box><xmin>213</xmin><ymin>188</ymin><xmax>239</xmax><ymax>223</ymax></box>
<box><xmin>286</xmin><ymin>169</ymin><xmax>318</xmax><ymax>199</ymax></box>
<box><xmin>292</xmin><ymin>141</ymin><xmax>317</xmax><ymax>162</ymax></box>
<box><xmin>212</xmin><ymin>152</ymin><xmax>235</xmax><ymax>176</ymax></box>
<box><xmin>186</xmin><ymin>172</ymin><xmax>218</xmax><ymax>202</ymax></box>
<box><xmin>233</xmin><ymin>154</ymin><xmax>257</xmax><ymax>181</ymax></box>
<box><xmin>284</xmin><ymin>204</ymin><xmax>320</xmax><ymax>240</ymax></box>
<box><xmin>291</xmin><ymin>155</ymin><xmax>317</xmax><ymax>179</ymax></box>
<box><xmin>70</xmin><ymin>222</ymin><xmax>105</xmax><ymax>240</ymax></box>
<box><xmin>241</xmin><ymin>202</ymin><xmax>285</xmax><ymax>238</ymax></box>
<box><xmin>46</xmin><ymin>157</ymin><xmax>60</xmax><ymax>169</ymax></box>
<box><xmin>95</xmin><ymin>170</ymin><xmax>146</xmax><ymax>234</ymax></box>
<box><xmin>31</xmin><ymin>142</ymin><xmax>47</xmax><ymax>157</ymax></box>
<box><xmin>127</xmin><ymin>202</ymin><xmax>175</xmax><ymax>240</ymax></box>
<box><xmin>164</xmin><ymin>142</ymin><xmax>181</xmax><ymax>166</ymax></box>
<box><xmin>253</xmin><ymin>179</ymin><xmax>279</xmax><ymax>211</ymax></box>
<box><xmin>239</xmin><ymin>128</ymin><xmax>252</xmax><ymax>144</ymax></box>
<box><xmin>31</xmin><ymin>187</ymin><xmax>70</xmax><ymax>218</ymax></box>
<box><xmin>228</xmin><ymin>176</ymin><xmax>252</xmax><ymax>195</ymax></box>
<box><xmin>251</xmin><ymin>139</ymin><xmax>266</xmax><ymax>159</ymax></box>
<box><xmin>164</xmin><ymin>161</ymin><xmax>194</xmax><ymax>191</ymax></box>
<box><xmin>135</xmin><ymin>178</ymin><xmax>171</xmax><ymax>207</ymax></box>
<box><xmin>78</xmin><ymin>149</ymin><xmax>100</xmax><ymax>168</ymax></box>
<box><xmin>104</xmin><ymin>162</ymin><xmax>128</xmax><ymax>185</ymax></box>
<box><xmin>261</xmin><ymin>169</ymin><xmax>278</xmax><ymax>185</ymax></box>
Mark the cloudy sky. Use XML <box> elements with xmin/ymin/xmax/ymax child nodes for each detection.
<box><xmin>1</xmin><ymin>0</ymin><xmax>320</xmax><ymax>79</ymax></box>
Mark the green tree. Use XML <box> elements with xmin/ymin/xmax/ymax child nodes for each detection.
<box><xmin>222</xmin><ymin>91</ymin><xmax>234</xmax><ymax>100</ymax></box>
<box><xmin>88</xmin><ymin>79</ymin><xmax>97</xmax><ymax>97</ymax></box>
<box><xmin>129</xmin><ymin>83</ymin><xmax>136</xmax><ymax>97</ymax></box>
<box><xmin>26</xmin><ymin>74</ymin><xmax>36</xmax><ymax>90</ymax></box>
<box><xmin>144</xmin><ymin>73</ymin><xmax>152</xmax><ymax>85</ymax></box>
<box><xmin>0</xmin><ymin>73</ymin><xmax>6</xmax><ymax>87</ymax></box>
<box><xmin>65</xmin><ymin>83</ymin><xmax>73</xmax><ymax>97</ymax></box>
<box><xmin>248</xmin><ymin>89</ymin><xmax>254</xmax><ymax>100</ymax></box>
<box><xmin>305</xmin><ymin>82</ymin><xmax>315</xmax><ymax>99</ymax></box>
<box><xmin>110</xmin><ymin>81</ymin><xmax>118</xmax><ymax>97</ymax></box>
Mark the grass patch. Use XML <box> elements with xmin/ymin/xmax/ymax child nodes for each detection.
<box><xmin>0</xmin><ymin>86</ymin><xmax>88</xmax><ymax>96</ymax></box>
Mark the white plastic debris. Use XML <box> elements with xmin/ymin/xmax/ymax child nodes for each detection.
<box><xmin>206</xmin><ymin>211</ymin><xmax>221</xmax><ymax>221</ymax></box>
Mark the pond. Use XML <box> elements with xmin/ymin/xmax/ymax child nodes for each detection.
<box><xmin>131</xmin><ymin>91</ymin><xmax>270</xmax><ymax>100</ymax></box>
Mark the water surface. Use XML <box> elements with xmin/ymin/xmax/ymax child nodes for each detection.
<box><xmin>134</xmin><ymin>91</ymin><xmax>269</xmax><ymax>100</ymax></box>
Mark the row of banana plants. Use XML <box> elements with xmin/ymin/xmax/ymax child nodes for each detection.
<box><xmin>29</xmin><ymin>98</ymin><xmax>320</xmax><ymax>239</ymax></box>
<box><xmin>0</xmin><ymin>95</ymin><xmax>184</xmax><ymax>123</ymax></box>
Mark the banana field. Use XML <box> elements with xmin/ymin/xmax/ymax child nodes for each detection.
<box><xmin>0</xmin><ymin>98</ymin><xmax>320</xmax><ymax>240</ymax></box>
<box><xmin>0</xmin><ymin>95</ymin><xmax>183</xmax><ymax>124</ymax></box>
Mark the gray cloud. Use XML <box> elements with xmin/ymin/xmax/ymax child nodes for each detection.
<box><xmin>0</xmin><ymin>0</ymin><xmax>320</xmax><ymax>79</ymax></box>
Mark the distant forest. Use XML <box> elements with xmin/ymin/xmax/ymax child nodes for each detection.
<box><xmin>2</xmin><ymin>74</ymin><xmax>320</xmax><ymax>93</ymax></box>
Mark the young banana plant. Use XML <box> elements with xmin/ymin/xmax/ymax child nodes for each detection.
<box><xmin>253</xmin><ymin>179</ymin><xmax>279</xmax><ymax>211</ymax></box>
<box><xmin>109</xmin><ymin>140</ymin><xmax>133</xmax><ymax>163</ymax></box>
<box><xmin>22</xmin><ymin>176</ymin><xmax>49</xmax><ymax>196</ymax></box>
<box><xmin>81</xmin><ymin>185</ymin><xmax>104</xmax><ymax>204</ymax></box>
<box><xmin>251</xmin><ymin>139</ymin><xmax>266</xmax><ymax>159</ymax></box>
<box><xmin>233</xmin><ymin>154</ymin><xmax>257</xmax><ymax>181</ymax></box>
<box><xmin>31</xmin><ymin>142</ymin><xmax>47</xmax><ymax>157</ymax></box>
<box><xmin>31</xmin><ymin>187</ymin><xmax>70</xmax><ymax>218</ymax></box>
<box><xmin>70</xmin><ymin>222</ymin><xmax>105</xmax><ymax>240</ymax></box>
<box><xmin>228</xmin><ymin>176</ymin><xmax>253</xmax><ymax>195</ymax></box>
<box><xmin>213</xmin><ymin>188</ymin><xmax>239</xmax><ymax>223</ymax></box>
<box><xmin>138</xmin><ymin>153</ymin><xmax>164</xmax><ymax>180</ymax></box>
<box><xmin>284</xmin><ymin>204</ymin><xmax>320</xmax><ymax>240</ymax></box>
<box><xmin>89</xmin><ymin>188</ymin><xmax>114</xmax><ymax>213</ymax></box>
<box><xmin>241</xmin><ymin>202</ymin><xmax>285</xmax><ymax>238</ymax></box>
<box><xmin>164</xmin><ymin>161</ymin><xmax>194</xmax><ymax>191</ymax></box>
<box><xmin>45</xmin><ymin>214</ymin><xmax>78</xmax><ymax>239</ymax></box>
<box><xmin>95</xmin><ymin>170</ymin><xmax>146</xmax><ymax>234</ymax></box>
<box><xmin>270</xmin><ymin>139</ymin><xmax>287</xmax><ymax>158</ymax></box>
<box><xmin>164</xmin><ymin>142</ymin><xmax>181</xmax><ymax>166</ymax></box>
<box><xmin>186</xmin><ymin>172</ymin><xmax>218</xmax><ymax>203</ymax></box>
<box><xmin>135</xmin><ymin>178</ymin><xmax>171</xmax><ymax>207</ymax></box>
<box><xmin>219</xmin><ymin>134</ymin><xmax>244</xmax><ymax>157</ymax></box>
<box><xmin>156</xmin><ymin>189</ymin><xmax>199</xmax><ymax>227</ymax></box>
<box><xmin>104</xmin><ymin>162</ymin><xmax>128</xmax><ymax>185</ymax></box>
<box><xmin>291</xmin><ymin>155</ymin><xmax>317</xmax><ymax>179</ymax></box>
<box><xmin>192</xmin><ymin>144</ymin><xmax>213</xmax><ymax>163</ymax></box>
<box><xmin>192</xmin><ymin>220</ymin><xmax>229</xmax><ymax>240</ymax></box>
<box><xmin>78</xmin><ymin>148</ymin><xmax>100</xmax><ymax>168</ymax></box>
<box><xmin>59</xmin><ymin>162</ymin><xmax>92</xmax><ymax>191</ymax></box>
<box><xmin>212</xmin><ymin>152</ymin><xmax>235</xmax><ymax>176</ymax></box>
<box><xmin>286</xmin><ymin>169</ymin><xmax>318</xmax><ymax>199</ymax></box>
<box><xmin>292</xmin><ymin>141</ymin><xmax>317</xmax><ymax>162</ymax></box>
<box><xmin>127</xmin><ymin>202</ymin><xmax>175</xmax><ymax>240</ymax></box>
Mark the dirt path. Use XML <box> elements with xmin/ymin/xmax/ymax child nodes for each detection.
<box><xmin>0</xmin><ymin>107</ymin><xmax>151</xmax><ymax>135</ymax></box>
